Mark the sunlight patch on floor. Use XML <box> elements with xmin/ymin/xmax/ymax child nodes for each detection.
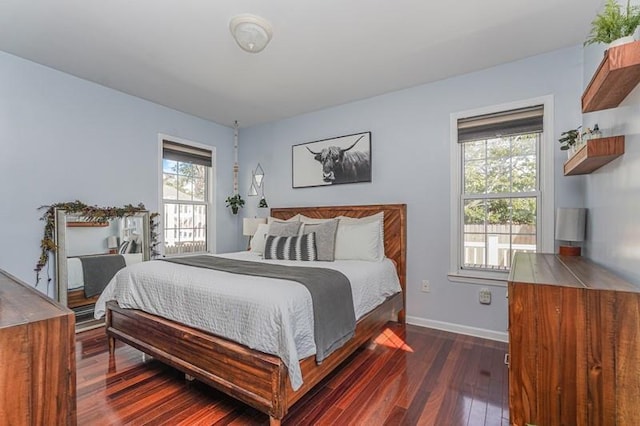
<box><xmin>374</xmin><ymin>327</ymin><xmax>414</xmax><ymax>352</ymax></box>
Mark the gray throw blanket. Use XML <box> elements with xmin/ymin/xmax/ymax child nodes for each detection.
<box><xmin>162</xmin><ymin>255</ymin><xmax>356</xmax><ymax>363</ymax></box>
<box><xmin>79</xmin><ymin>254</ymin><xmax>126</xmax><ymax>298</ymax></box>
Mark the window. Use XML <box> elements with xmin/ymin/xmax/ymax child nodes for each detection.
<box><xmin>450</xmin><ymin>98</ymin><xmax>554</xmax><ymax>283</ymax></box>
<box><xmin>161</xmin><ymin>139</ymin><xmax>213</xmax><ymax>256</ymax></box>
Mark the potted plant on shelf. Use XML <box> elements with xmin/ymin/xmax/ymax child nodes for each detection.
<box><xmin>559</xmin><ymin>127</ymin><xmax>582</xmax><ymax>158</ymax></box>
<box><xmin>225</xmin><ymin>194</ymin><xmax>245</xmax><ymax>214</ymax></box>
<box><xmin>585</xmin><ymin>0</ymin><xmax>640</xmax><ymax>47</ymax></box>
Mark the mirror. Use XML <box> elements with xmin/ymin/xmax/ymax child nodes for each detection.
<box><xmin>54</xmin><ymin>209</ymin><xmax>150</xmax><ymax>331</ymax></box>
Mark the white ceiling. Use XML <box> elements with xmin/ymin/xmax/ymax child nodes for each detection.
<box><xmin>0</xmin><ymin>0</ymin><xmax>603</xmax><ymax>128</ymax></box>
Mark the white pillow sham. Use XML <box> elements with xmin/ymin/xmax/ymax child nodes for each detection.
<box><xmin>298</xmin><ymin>214</ymin><xmax>335</xmax><ymax>224</ymax></box>
<box><xmin>337</xmin><ymin>211</ymin><xmax>384</xmax><ymax>226</ymax></box>
<box><xmin>334</xmin><ymin>219</ymin><xmax>384</xmax><ymax>262</ymax></box>
<box><xmin>249</xmin><ymin>223</ymin><xmax>270</xmax><ymax>254</ymax></box>
<box><xmin>267</xmin><ymin>215</ymin><xmax>301</xmax><ymax>224</ymax></box>
<box><xmin>335</xmin><ymin>212</ymin><xmax>385</xmax><ymax>261</ymax></box>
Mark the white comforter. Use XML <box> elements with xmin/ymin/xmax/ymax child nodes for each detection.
<box><xmin>94</xmin><ymin>251</ymin><xmax>401</xmax><ymax>390</ymax></box>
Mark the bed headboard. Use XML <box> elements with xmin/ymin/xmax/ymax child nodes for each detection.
<box><xmin>270</xmin><ymin>204</ymin><xmax>406</xmax><ymax>321</ymax></box>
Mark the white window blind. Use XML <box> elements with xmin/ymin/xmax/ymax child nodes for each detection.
<box><xmin>457</xmin><ymin>105</ymin><xmax>543</xmax><ymax>272</ymax></box>
<box><xmin>161</xmin><ymin>140</ymin><xmax>212</xmax><ymax>256</ymax></box>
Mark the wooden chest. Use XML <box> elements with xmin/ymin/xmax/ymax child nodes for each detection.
<box><xmin>0</xmin><ymin>269</ymin><xmax>76</xmax><ymax>425</ymax></box>
<box><xmin>508</xmin><ymin>253</ymin><xmax>640</xmax><ymax>425</ymax></box>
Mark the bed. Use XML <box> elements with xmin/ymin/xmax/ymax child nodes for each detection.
<box><xmin>101</xmin><ymin>204</ymin><xmax>406</xmax><ymax>425</ymax></box>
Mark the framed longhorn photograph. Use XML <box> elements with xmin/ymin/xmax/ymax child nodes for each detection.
<box><xmin>292</xmin><ymin>131</ymin><xmax>372</xmax><ymax>188</ymax></box>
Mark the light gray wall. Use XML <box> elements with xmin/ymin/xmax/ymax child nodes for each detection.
<box><xmin>65</xmin><ymin>223</ymin><xmax>117</xmax><ymax>257</ymax></box>
<box><xmin>238</xmin><ymin>46</ymin><xmax>586</xmax><ymax>335</ymax></box>
<box><xmin>0</xmin><ymin>51</ymin><xmax>238</xmax><ymax>296</ymax></box>
<box><xmin>582</xmin><ymin>43</ymin><xmax>640</xmax><ymax>283</ymax></box>
<box><xmin>1</xmin><ymin>43</ymin><xmax>613</xmax><ymax>335</ymax></box>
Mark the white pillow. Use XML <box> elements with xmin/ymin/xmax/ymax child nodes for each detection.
<box><xmin>334</xmin><ymin>220</ymin><xmax>383</xmax><ymax>261</ymax></box>
<box><xmin>336</xmin><ymin>212</ymin><xmax>385</xmax><ymax>260</ymax></box>
<box><xmin>267</xmin><ymin>215</ymin><xmax>301</xmax><ymax>224</ymax></box>
<box><xmin>249</xmin><ymin>223</ymin><xmax>270</xmax><ymax>254</ymax></box>
<box><xmin>298</xmin><ymin>214</ymin><xmax>335</xmax><ymax>224</ymax></box>
<box><xmin>337</xmin><ymin>211</ymin><xmax>384</xmax><ymax>226</ymax></box>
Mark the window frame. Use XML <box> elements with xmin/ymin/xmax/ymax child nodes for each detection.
<box><xmin>158</xmin><ymin>134</ymin><xmax>216</xmax><ymax>257</ymax></box>
<box><xmin>448</xmin><ymin>96</ymin><xmax>554</xmax><ymax>286</ymax></box>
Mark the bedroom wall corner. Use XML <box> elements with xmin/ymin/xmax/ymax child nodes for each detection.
<box><xmin>581</xmin><ymin>42</ymin><xmax>640</xmax><ymax>283</ymax></box>
<box><xmin>237</xmin><ymin>45</ymin><xmax>586</xmax><ymax>335</ymax></box>
<box><xmin>0</xmin><ymin>51</ymin><xmax>237</xmax><ymax>296</ymax></box>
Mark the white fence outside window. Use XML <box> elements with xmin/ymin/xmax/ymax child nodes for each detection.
<box><xmin>463</xmin><ymin>238</ymin><xmax>536</xmax><ymax>270</ymax></box>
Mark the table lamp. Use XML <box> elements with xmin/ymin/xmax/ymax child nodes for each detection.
<box><xmin>555</xmin><ymin>208</ymin><xmax>586</xmax><ymax>256</ymax></box>
<box><xmin>107</xmin><ymin>236</ymin><xmax>119</xmax><ymax>254</ymax></box>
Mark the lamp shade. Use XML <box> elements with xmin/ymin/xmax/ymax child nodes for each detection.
<box><xmin>555</xmin><ymin>208</ymin><xmax>586</xmax><ymax>242</ymax></box>
<box><xmin>107</xmin><ymin>236</ymin><xmax>119</xmax><ymax>249</ymax></box>
<box><xmin>243</xmin><ymin>217</ymin><xmax>266</xmax><ymax>236</ymax></box>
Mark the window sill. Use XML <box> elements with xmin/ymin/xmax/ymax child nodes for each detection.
<box><xmin>447</xmin><ymin>272</ymin><xmax>508</xmax><ymax>287</ymax></box>
<box><xmin>161</xmin><ymin>251</ymin><xmax>210</xmax><ymax>258</ymax></box>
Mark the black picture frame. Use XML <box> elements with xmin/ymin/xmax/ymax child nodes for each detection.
<box><xmin>292</xmin><ymin>131</ymin><xmax>372</xmax><ymax>188</ymax></box>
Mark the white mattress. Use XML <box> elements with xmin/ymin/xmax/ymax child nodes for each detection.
<box><xmin>67</xmin><ymin>253</ymin><xmax>144</xmax><ymax>290</ymax></box>
<box><xmin>94</xmin><ymin>251</ymin><xmax>401</xmax><ymax>390</ymax></box>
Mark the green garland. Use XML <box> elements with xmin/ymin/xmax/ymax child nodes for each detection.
<box><xmin>36</xmin><ymin>200</ymin><xmax>159</xmax><ymax>285</ymax></box>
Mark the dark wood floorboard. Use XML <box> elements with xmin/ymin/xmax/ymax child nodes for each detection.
<box><xmin>76</xmin><ymin>323</ymin><xmax>509</xmax><ymax>425</ymax></box>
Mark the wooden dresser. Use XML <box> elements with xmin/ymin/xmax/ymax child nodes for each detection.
<box><xmin>0</xmin><ymin>269</ymin><xmax>76</xmax><ymax>425</ymax></box>
<box><xmin>508</xmin><ymin>253</ymin><xmax>640</xmax><ymax>426</ymax></box>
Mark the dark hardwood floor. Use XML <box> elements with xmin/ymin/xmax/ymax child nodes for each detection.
<box><xmin>76</xmin><ymin>323</ymin><xmax>509</xmax><ymax>425</ymax></box>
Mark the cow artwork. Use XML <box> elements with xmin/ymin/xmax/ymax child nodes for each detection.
<box><xmin>292</xmin><ymin>132</ymin><xmax>372</xmax><ymax>188</ymax></box>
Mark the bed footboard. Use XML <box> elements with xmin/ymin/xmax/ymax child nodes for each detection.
<box><xmin>105</xmin><ymin>292</ymin><xmax>401</xmax><ymax>422</ymax></box>
<box><xmin>106</xmin><ymin>301</ymin><xmax>287</xmax><ymax>419</ymax></box>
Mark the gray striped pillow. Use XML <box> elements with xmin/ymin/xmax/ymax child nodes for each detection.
<box><xmin>264</xmin><ymin>233</ymin><xmax>317</xmax><ymax>261</ymax></box>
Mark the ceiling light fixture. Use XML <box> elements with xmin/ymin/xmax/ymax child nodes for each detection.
<box><xmin>229</xmin><ymin>14</ymin><xmax>273</xmax><ymax>53</ymax></box>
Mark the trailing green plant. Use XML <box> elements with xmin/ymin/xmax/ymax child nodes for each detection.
<box><xmin>225</xmin><ymin>194</ymin><xmax>245</xmax><ymax>214</ymax></box>
<box><xmin>148</xmin><ymin>212</ymin><xmax>161</xmax><ymax>259</ymax></box>
<box><xmin>35</xmin><ymin>201</ymin><xmax>159</xmax><ymax>285</ymax></box>
<box><xmin>585</xmin><ymin>0</ymin><xmax>640</xmax><ymax>46</ymax></box>
<box><xmin>558</xmin><ymin>127</ymin><xmax>582</xmax><ymax>151</ymax></box>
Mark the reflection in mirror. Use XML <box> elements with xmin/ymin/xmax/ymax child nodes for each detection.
<box><xmin>55</xmin><ymin>210</ymin><xmax>150</xmax><ymax>331</ymax></box>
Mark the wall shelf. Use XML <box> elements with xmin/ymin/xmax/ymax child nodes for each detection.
<box><xmin>563</xmin><ymin>136</ymin><xmax>625</xmax><ymax>176</ymax></box>
<box><xmin>582</xmin><ymin>41</ymin><xmax>640</xmax><ymax>112</ymax></box>
<box><xmin>67</xmin><ymin>221</ymin><xmax>109</xmax><ymax>227</ymax></box>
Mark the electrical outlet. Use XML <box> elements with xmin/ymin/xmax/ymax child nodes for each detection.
<box><xmin>479</xmin><ymin>288</ymin><xmax>492</xmax><ymax>305</ymax></box>
<box><xmin>421</xmin><ymin>280</ymin><xmax>431</xmax><ymax>293</ymax></box>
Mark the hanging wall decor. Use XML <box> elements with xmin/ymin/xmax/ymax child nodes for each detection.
<box><xmin>227</xmin><ymin>120</ymin><xmax>245</xmax><ymax>214</ymax></box>
<box><xmin>248</xmin><ymin>163</ymin><xmax>268</xmax><ymax>207</ymax></box>
<box><xmin>292</xmin><ymin>131</ymin><xmax>371</xmax><ymax>188</ymax></box>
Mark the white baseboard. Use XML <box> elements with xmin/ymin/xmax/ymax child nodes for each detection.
<box><xmin>406</xmin><ymin>316</ymin><xmax>508</xmax><ymax>343</ymax></box>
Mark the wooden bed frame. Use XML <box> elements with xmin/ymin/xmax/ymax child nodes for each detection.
<box><xmin>105</xmin><ymin>204</ymin><xmax>406</xmax><ymax>425</ymax></box>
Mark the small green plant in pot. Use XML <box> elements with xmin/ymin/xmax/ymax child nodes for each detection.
<box><xmin>558</xmin><ymin>127</ymin><xmax>581</xmax><ymax>151</ymax></box>
<box><xmin>225</xmin><ymin>194</ymin><xmax>245</xmax><ymax>214</ymax></box>
<box><xmin>585</xmin><ymin>0</ymin><xmax>640</xmax><ymax>46</ymax></box>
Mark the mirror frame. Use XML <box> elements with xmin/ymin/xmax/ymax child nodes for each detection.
<box><xmin>54</xmin><ymin>209</ymin><xmax>151</xmax><ymax>306</ymax></box>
